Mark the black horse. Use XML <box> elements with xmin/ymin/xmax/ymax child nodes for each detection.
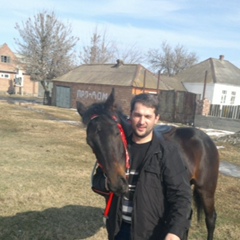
<box><xmin>77</xmin><ymin>88</ymin><xmax>219</xmax><ymax>240</ymax></box>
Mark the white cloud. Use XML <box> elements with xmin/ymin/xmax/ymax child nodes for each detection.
<box><xmin>1</xmin><ymin>0</ymin><xmax>240</xmax><ymax>67</ymax></box>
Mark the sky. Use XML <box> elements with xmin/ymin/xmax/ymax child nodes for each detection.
<box><xmin>1</xmin><ymin>0</ymin><xmax>240</xmax><ymax>67</ymax></box>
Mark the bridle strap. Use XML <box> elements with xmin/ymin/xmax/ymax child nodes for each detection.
<box><xmin>89</xmin><ymin>114</ymin><xmax>130</xmax><ymax>220</ymax></box>
<box><xmin>89</xmin><ymin>114</ymin><xmax>130</xmax><ymax>173</ymax></box>
<box><xmin>90</xmin><ymin>114</ymin><xmax>98</xmax><ymax>120</ymax></box>
<box><xmin>114</xmin><ymin>119</ymin><xmax>130</xmax><ymax>173</ymax></box>
<box><xmin>91</xmin><ymin>161</ymin><xmax>98</xmax><ymax>187</ymax></box>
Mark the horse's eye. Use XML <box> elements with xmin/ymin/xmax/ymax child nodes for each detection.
<box><xmin>116</xmin><ymin>130</ymin><xmax>121</xmax><ymax>136</ymax></box>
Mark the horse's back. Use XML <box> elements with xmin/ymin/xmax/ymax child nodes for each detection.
<box><xmin>156</xmin><ymin>126</ymin><xmax>219</xmax><ymax>185</ymax></box>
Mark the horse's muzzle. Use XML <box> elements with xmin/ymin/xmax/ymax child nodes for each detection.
<box><xmin>108</xmin><ymin>176</ymin><xmax>128</xmax><ymax>196</ymax></box>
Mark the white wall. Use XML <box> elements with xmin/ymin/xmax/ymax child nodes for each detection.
<box><xmin>212</xmin><ymin>84</ymin><xmax>240</xmax><ymax>105</ymax></box>
<box><xmin>183</xmin><ymin>82</ymin><xmax>240</xmax><ymax>105</ymax></box>
<box><xmin>183</xmin><ymin>82</ymin><xmax>214</xmax><ymax>102</ymax></box>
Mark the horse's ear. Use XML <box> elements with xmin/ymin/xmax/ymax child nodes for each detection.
<box><xmin>76</xmin><ymin>101</ymin><xmax>87</xmax><ymax>117</ymax></box>
<box><xmin>105</xmin><ymin>88</ymin><xmax>115</xmax><ymax>109</ymax></box>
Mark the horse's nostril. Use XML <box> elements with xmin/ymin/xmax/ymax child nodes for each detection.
<box><xmin>120</xmin><ymin>176</ymin><xmax>127</xmax><ymax>184</ymax></box>
<box><xmin>108</xmin><ymin>175</ymin><xmax>128</xmax><ymax>195</ymax></box>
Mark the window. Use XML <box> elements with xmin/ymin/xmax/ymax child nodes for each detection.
<box><xmin>220</xmin><ymin>90</ymin><xmax>227</xmax><ymax>104</ymax></box>
<box><xmin>1</xmin><ymin>55</ymin><xmax>11</xmax><ymax>63</ymax></box>
<box><xmin>0</xmin><ymin>73</ymin><xmax>10</xmax><ymax>79</ymax></box>
<box><xmin>15</xmin><ymin>77</ymin><xmax>23</xmax><ymax>86</ymax></box>
<box><xmin>230</xmin><ymin>91</ymin><xmax>236</xmax><ymax>104</ymax></box>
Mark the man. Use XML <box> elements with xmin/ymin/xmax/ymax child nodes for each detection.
<box><xmin>92</xmin><ymin>93</ymin><xmax>192</xmax><ymax>240</ymax></box>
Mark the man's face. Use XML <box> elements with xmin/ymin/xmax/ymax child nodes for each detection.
<box><xmin>130</xmin><ymin>102</ymin><xmax>159</xmax><ymax>142</ymax></box>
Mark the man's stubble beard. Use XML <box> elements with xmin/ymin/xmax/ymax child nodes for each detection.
<box><xmin>133</xmin><ymin>128</ymin><xmax>152</xmax><ymax>139</ymax></box>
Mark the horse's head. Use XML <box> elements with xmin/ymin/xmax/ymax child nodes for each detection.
<box><xmin>77</xmin><ymin>88</ymin><xmax>130</xmax><ymax>196</ymax></box>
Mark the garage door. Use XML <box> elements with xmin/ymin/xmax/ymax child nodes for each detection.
<box><xmin>56</xmin><ymin>86</ymin><xmax>71</xmax><ymax>108</ymax></box>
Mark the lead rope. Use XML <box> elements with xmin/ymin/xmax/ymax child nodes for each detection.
<box><xmin>103</xmin><ymin>120</ymin><xmax>130</xmax><ymax>223</ymax></box>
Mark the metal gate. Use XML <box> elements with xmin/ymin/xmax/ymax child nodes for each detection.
<box><xmin>209</xmin><ymin>104</ymin><xmax>240</xmax><ymax>119</ymax></box>
<box><xmin>158</xmin><ymin>90</ymin><xmax>175</xmax><ymax>122</ymax></box>
<box><xmin>56</xmin><ymin>86</ymin><xmax>71</xmax><ymax>108</ymax></box>
<box><xmin>158</xmin><ymin>90</ymin><xmax>196</xmax><ymax>124</ymax></box>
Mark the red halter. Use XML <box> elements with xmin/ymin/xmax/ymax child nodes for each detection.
<box><xmin>112</xmin><ymin>116</ymin><xmax>130</xmax><ymax>172</ymax></box>
<box><xmin>89</xmin><ymin>114</ymin><xmax>130</xmax><ymax>219</ymax></box>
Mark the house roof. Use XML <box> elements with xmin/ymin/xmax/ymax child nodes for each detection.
<box><xmin>0</xmin><ymin>43</ymin><xmax>18</xmax><ymax>72</ymax></box>
<box><xmin>176</xmin><ymin>57</ymin><xmax>240</xmax><ymax>86</ymax></box>
<box><xmin>53</xmin><ymin>63</ymin><xmax>169</xmax><ymax>90</ymax></box>
<box><xmin>159</xmin><ymin>75</ymin><xmax>187</xmax><ymax>91</ymax></box>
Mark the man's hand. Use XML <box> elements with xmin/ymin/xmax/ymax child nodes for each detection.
<box><xmin>164</xmin><ymin>233</ymin><xmax>180</xmax><ymax>240</ymax></box>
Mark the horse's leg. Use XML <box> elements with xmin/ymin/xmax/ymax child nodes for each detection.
<box><xmin>201</xmin><ymin>156</ymin><xmax>219</xmax><ymax>240</ymax></box>
<box><xmin>199</xmin><ymin>188</ymin><xmax>217</xmax><ymax>240</ymax></box>
<box><xmin>193</xmin><ymin>183</ymin><xmax>217</xmax><ymax>240</ymax></box>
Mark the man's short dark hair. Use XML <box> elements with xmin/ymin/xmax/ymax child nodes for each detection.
<box><xmin>130</xmin><ymin>93</ymin><xmax>160</xmax><ymax>115</ymax></box>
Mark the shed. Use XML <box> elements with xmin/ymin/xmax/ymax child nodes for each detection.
<box><xmin>52</xmin><ymin>62</ymin><xmax>169</xmax><ymax>114</ymax></box>
<box><xmin>159</xmin><ymin>75</ymin><xmax>187</xmax><ymax>91</ymax></box>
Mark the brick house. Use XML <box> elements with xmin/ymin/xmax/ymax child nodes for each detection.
<box><xmin>51</xmin><ymin>61</ymin><xmax>169</xmax><ymax>114</ymax></box>
<box><xmin>0</xmin><ymin>43</ymin><xmax>39</xmax><ymax>96</ymax></box>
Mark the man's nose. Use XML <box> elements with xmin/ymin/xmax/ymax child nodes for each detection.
<box><xmin>139</xmin><ymin>116</ymin><xmax>145</xmax><ymax>124</ymax></box>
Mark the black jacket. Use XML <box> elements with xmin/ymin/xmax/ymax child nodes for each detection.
<box><xmin>92</xmin><ymin>129</ymin><xmax>192</xmax><ymax>240</ymax></box>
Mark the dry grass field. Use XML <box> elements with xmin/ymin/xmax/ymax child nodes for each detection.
<box><xmin>0</xmin><ymin>99</ymin><xmax>239</xmax><ymax>240</ymax></box>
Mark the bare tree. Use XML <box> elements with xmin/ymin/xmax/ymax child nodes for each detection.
<box><xmin>15</xmin><ymin>10</ymin><xmax>79</xmax><ymax>104</ymax></box>
<box><xmin>80</xmin><ymin>27</ymin><xmax>116</xmax><ymax>64</ymax></box>
<box><xmin>146</xmin><ymin>41</ymin><xmax>198</xmax><ymax>76</ymax></box>
<box><xmin>80</xmin><ymin>27</ymin><xmax>143</xmax><ymax>64</ymax></box>
<box><xmin>116</xmin><ymin>43</ymin><xmax>143</xmax><ymax>64</ymax></box>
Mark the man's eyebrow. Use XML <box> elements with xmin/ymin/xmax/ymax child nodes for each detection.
<box><xmin>134</xmin><ymin>112</ymin><xmax>153</xmax><ymax>117</ymax></box>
